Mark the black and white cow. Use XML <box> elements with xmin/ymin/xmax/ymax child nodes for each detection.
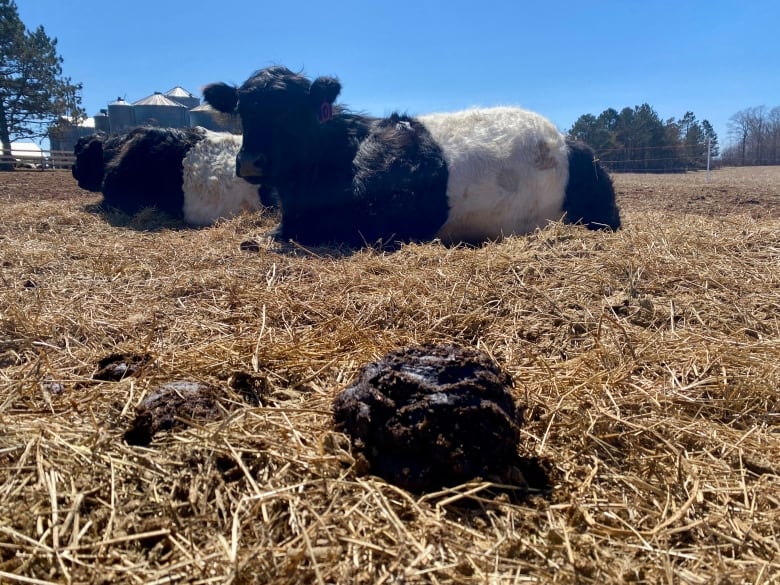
<box><xmin>181</xmin><ymin>128</ymin><xmax>273</xmax><ymax>225</ymax></box>
<box><xmin>72</xmin><ymin>126</ymin><xmax>270</xmax><ymax>225</ymax></box>
<box><xmin>202</xmin><ymin>66</ymin><xmax>621</xmax><ymax>247</ymax></box>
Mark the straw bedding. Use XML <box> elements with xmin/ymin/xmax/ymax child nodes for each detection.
<box><xmin>0</xmin><ymin>166</ymin><xmax>778</xmax><ymax>584</ymax></box>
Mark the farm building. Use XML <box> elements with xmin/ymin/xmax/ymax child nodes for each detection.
<box><xmin>50</xmin><ymin>85</ymin><xmax>238</xmax><ymax>153</ymax></box>
<box><xmin>132</xmin><ymin>92</ymin><xmax>189</xmax><ymax>128</ymax></box>
<box><xmin>7</xmin><ymin>141</ymin><xmax>47</xmax><ymax>168</ymax></box>
<box><xmin>164</xmin><ymin>86</ymin><xmax>200</xmax><ymax>109</ymax></box>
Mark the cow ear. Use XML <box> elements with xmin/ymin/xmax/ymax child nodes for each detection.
<box><xmin>310</xmin><ymin>76</ymin><xmax>341</xmax><ymax>106</ymax></box>
<box><xmin>202</xmin><ymin>82</ymin><xmax>238</xmax><ymax>113</ymax></box>
<box><xmin>310</xmin><ymin>77</ymin><xmax>340</xmax><ymax>123</ymax></box>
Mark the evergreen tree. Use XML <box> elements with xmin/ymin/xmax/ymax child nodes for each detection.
<box><xmin>701</xmin><ymin>120</ymin><xmax>719</xmax><ymax>160</ymax></box>
<box><xmin>569</xmin><ymin>104</ymin><xmax>719</xmax><ymax>172</ymax></box>
<box><xmin>613</xmin><ymin>104</ymin><xmax>667</xmax><ymax>171</ymax></box>
<box><xmin>569</xmin><ymin>113</ymin><xmax>611</xmax><ymax>152</ymax></box>
<box><xmin>568</xmin><ymin>109</ymin><xmax>620</xmax><ymax>154</ymax></box>
<box><xmin>678</xmin><ymin>112</ymin><xmax>706</xmax><ymax>169</ymax></box>
<box><xmin>0</xmin><ymin>0</ymin><xmax>84</xmax><ymax>169</ymax></box>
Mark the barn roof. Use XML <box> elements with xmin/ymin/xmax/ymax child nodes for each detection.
<box><xmin>133</xmin><ymin>92</ymin><xmax>186</xmax><ymax>107</ymax></box>
<box><xmin>10</xmin><ymin>142</ymin><xmax>43</xmax><ymax>157</ymax></box>
<box><xmin>57</xmin><ymin>115</ymin><xmax>96</xmax><ymax>128</ymax></box>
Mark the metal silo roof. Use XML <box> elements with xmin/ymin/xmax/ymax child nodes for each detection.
<box><xmin>165</xmin><ymin>86</ymin><xmax>195</xmax><ymax>99</ymax></box>
<box><xmin>133</xmin><ymin>92</ymin><xmax>186</xmax><ymax>107</ymax></box>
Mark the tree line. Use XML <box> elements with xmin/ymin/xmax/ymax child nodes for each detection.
<box><xmin>567</xmin><ymin>104</ymin><xmax>719</xmax><ymax>173</ymax></box>
<box><xmin>721</xmin><ymin>106</ymin><xmax>780</xmax><ymax>166</ymax></box>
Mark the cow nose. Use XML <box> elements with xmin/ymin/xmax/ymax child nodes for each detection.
<box><xmin>236</xmin><ymin>151</ymin><xmax>266</xmax><ymax>178</ymax></box>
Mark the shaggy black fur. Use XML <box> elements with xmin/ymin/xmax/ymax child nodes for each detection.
<box><xmin>100</xmin><ymin>126</ymin><xmax>206</xmax><ymax>217</ymax></box>
<box><xmin>562</xmin><ymin>140</ymin><xmax>621</xmax><ymax>231</ymax></box>
<box><xmin>72</xmin><ymin>132</ymin><xmax>124</xmax><ymax>192</ymax></box>
<box><xmin>204</xmin><ymin>66</ymin><xmax>450</xmax><ymax>247</ymax></box>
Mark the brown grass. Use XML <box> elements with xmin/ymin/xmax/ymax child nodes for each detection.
<box><xmin>1</xmin><ymin>166</ymin><xmax>779</xmax><ymax>584</ymax></box>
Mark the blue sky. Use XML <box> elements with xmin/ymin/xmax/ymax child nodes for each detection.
<box><xmin>16</xmin><ymin>0</ymin><xmax>780</xmax><ymax>148</ymax></box>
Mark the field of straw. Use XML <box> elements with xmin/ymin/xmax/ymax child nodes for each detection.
<box><xmin>1</xmin><ymin>166</ymin><xmax>778</xmax><ymax>584</ymax></box>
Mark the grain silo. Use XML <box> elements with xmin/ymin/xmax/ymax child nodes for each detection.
<box><xmin>188</xmin><ymin>103</ymin><xmax>241</xmax><ymax>133</ymax></box>
<box><xmin>133</xmin><ymin>92</ymin><xmax>188</xmax><ymax>128</ymax></box>
<box><xmin>108</xmin><ymin>97</ymin><xmax>135</xmax><ymax>132</ymax></box>
<box><xmin>164</xmin><ymin>86</ymin><xmax>200</xmax><ymax>110</ymax></box>
<box><xmin>94</xmin><ymin>109</ymin><xmax>110</xmax><ymax>133</ymax></box>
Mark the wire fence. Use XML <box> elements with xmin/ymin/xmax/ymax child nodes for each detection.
<box><xmin>593</xmin><ymin>143</ymin><xmax>717</xmax><ymax>173</ymax></box>
<box><xmin>7</xmin><ymin>144</ymin><xmax>727</xmax><ymax>174</ymax></box>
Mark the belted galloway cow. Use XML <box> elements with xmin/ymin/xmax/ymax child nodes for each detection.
<box><xmin>203</xmin><ymin>66</ymin><xmax>620</xmax><ymax>246</ymax></box>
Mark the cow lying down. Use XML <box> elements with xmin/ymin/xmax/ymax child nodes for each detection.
<box><xmin>72</xmin><ymin>126</ymin><xmax>270</xmax><ymax>225</ymax></box>
<box><xmin>202</xmin><ymin>65</ymin><xmax>621</xmax><ymax>247</ymax></box>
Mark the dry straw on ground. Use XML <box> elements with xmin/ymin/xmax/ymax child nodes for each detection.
<box><xmin>1</xmin><ymin>166</ymin><xmax>778</xmax><ymax>584</ymax></box>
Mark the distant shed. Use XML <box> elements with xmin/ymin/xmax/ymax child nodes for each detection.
<box><xmin>8</xmin><ymin>142</ymin><xmax>46</xmax><ymax>168</ymax></box>
<box><xmin>48</xmin><ymin>117</ymin><xmax>97</xmax><ymax>155</ymax></box>
<box><xmin>11</xmin><ymin>142</ymin><xmax>43</xmax><ymax>159</ymax></box>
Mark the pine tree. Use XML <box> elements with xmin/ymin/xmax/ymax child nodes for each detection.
<box><xmin>0</xmin><ymin>0</ymin><xmax>84</xmax><ymax>169</ymax></box>
<box><xmin>701</xmin><ymin>120</ymin><xmax>719</xmax><ymax>161</ymax></box>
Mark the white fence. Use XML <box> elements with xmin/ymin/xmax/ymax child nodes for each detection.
<box><xmin>5</xmin><ymin>149</ymin><xmax>75</xmax><ymax>169</ymax></box>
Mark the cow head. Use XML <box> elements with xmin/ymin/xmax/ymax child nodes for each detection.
<box><xmin>203</xmin><ymin>66</ymin><xmax>341</xmax><ymax>185</ymax></box>
<box><xmin>72</xmin><ymin>133</ymin><xmax>107</xmax><ymax>191</ymax></box>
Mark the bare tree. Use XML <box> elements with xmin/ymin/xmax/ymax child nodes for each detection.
<box><xmin>767</xmin><ymin>106</ymin><xmax>780</xmax><ymax>165</ymax></box>
<box><xmin>727</xmin><ymin>108</ymin><xmax>752</xmax><ymax>165</ymax></box>
<box><xmin>724</xmin><ymin>105</ymin><xmax>780</xmax><ymax>166</ymax></box>
<box><xmin>746</xmin><ymin>106</ymin><xmax>767</xmax><ymax>164</ymax></box>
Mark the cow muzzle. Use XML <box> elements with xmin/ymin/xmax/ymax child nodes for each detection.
<box><xmin>236</xmin><ymin>151</ymin><xmax>266</xmax><ymax>181</ymax></box>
